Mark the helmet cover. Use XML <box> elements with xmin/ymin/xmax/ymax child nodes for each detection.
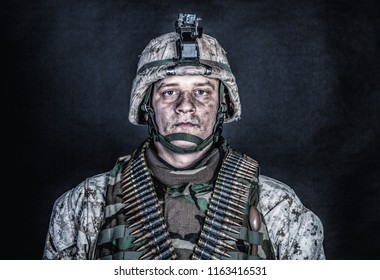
<box><xmin>128</xmin><ymin>32</ymin><xmax>241</xmax><ymax>125</ymax></box>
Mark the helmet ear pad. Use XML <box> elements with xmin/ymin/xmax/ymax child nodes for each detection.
<box><xmin>222</xmin><ymin>86</ymin><xmax>234</xmax><ymax>120</ymax></box>
<box><xmin>143</xmin><ymin>112</ymin><xmax>149</xmax><ymax>122</ymax></box>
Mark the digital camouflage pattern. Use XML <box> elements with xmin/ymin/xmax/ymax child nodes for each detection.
<box><xmin>259</xmin><ymin>176</ymin><xmax>325</xmax><ymax>259</ymax></box>
<box><xmin>43</xmin><ymin>141</ymin><xmax>325</xmax><ymax>260</ymax></box>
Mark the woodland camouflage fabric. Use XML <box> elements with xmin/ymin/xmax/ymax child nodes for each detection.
<box><xmin>43</xmin><ymin>149</ymin><xmax>325</xmax><ymax>260</ymax></box>
<box><xmin>94</xmin><ymin>142</ymin><xmax>274</xmax><ymax>260</ymax></box>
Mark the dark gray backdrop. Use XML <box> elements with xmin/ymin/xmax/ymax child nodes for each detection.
<box><xmin>3</xmin><ymin>0</ymin><xmax>379</xmax><ymax>260</ymax></box>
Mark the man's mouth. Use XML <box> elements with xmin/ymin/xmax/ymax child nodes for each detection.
<box><xmin>175</xmin><ymin>122</ymin><xmax>195</xmax><ymax>129</ymax></box>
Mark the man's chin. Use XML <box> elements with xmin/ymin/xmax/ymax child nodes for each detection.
<box><xmin>170</xmin><ymin>140</ymin><xmax>198</xmax><ymax>148</ymax></box>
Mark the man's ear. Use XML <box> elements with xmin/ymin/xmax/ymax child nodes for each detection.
<box><xmin>144</xmin><ymin>112</ymin><xmax>148</xmax><ymax>122</ymax></box>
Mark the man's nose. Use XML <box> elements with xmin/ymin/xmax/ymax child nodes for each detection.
<box><xmin>175</xmin><ymin>92</ymin><xmax>195</xmax><ymax>113</ymax></box>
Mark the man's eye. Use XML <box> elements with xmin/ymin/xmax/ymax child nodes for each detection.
<box><xmin>195</xmin><ymin>90</ymin><xmax>208</xmax><ymax>96</ymax></box>
<box><xmin>163</xmin><ymin>91</ymin><xmax>175</xmax><ymax>97</ymax></box>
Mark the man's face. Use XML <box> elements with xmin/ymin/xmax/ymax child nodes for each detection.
<box><xmin>151</xmin><ymin>75</ymin><xmax>220</xmax><ymax>148</ymax></box>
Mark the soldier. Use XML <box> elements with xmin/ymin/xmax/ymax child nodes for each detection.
<box><xmin>43</xmin><ymin>13</ymin><xmax>325</xmax><ymax>260</ymax></box>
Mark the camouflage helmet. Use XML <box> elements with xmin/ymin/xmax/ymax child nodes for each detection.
<box><xmin>128</xmin><ymin>31</ymin><xmax>241</xmax><ymax>125</ymax></box>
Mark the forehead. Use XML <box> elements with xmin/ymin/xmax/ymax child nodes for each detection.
<box><xmin>154</xmin><ymin>75</ymin><xmax>219</xmax><ymax>88</ymax></box>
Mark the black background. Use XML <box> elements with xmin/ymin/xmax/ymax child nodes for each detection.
<box><xmin>2</xmin><ymin>0</ymin><xmax>379</xmax><ymax>260</ymax></box>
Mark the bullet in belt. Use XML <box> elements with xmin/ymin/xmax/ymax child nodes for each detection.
<box><xmin>125</xmin><ymin>192</ymin><xmax>156</xmax><ymax>210</ymax></box>
<box><xmin>223</xmin><ymin>161</ymin><xmax>256</xmax><ymax>175</ymax></box>
<box><xmin>139</xmin><ymin>245</ymin><xmax>158</xmax><ymax>260</ymax></box>
<box><xmin>208</xmin><ymin>204</ymin><xmax>243</xmax><ymax>221</ymax></box>
<box><xmin>218</xmin><ymin>173</ymin><xmax>252</xmax><ymax>189</ymax></box>
<box><xmin>198</xmin><ymin>238</ymin><xmax>231</xmax><ymax>258</ymax></box>
<box><xmin>212</xmin><ymin>188</ymin><xmax>247</xmax><ymax>204</ymax></box>
<box><xmin>139</xmin><ymin>239</ymin><xmax>173</xmax><ymax>260</ymax></box>
<box><xmin>152</xmin><ymin>246</ymin><xmax>176</xmax><ymax>260</ymax></box>
<box><xmin>214</xmin><ymin>184</ymin><xmax>249</xmax><ymax>198</ymax></box>
<box><xmin>230</xmin><ymin>153</ymin><xmax>258</xmax><ymax>168</ymax></box>
<box><xmin>130</xmin><ymin>216</ymin><xmax>165</xmax><ymax>235</ymax></box>
<box><xmin>210</xmin><ymin>198</ymin><xmax>245</xmax><ymax>215</ymax></box>
<box><xmin>125</xmin><ymin>198</ymin><xmax>159</xmax><ymax>216</ymax></box>
<box><xmin>205</xmin><ymin>217</ymin><xmax>240</xmax><ymax>234</ymax></box>
<box><xmin>121</xmin><ymin>174</ymin><xmax>152</xmax><ymax>189</ymax></box>
<box><xmin>200</xmin><ymin>231</ymin><xmax>235</xmax><ymax>250</ymax></box>
<box><xmin>215</xmin><ymin>179</ymin><xmax>250</xmax><ymax>193</ymax></box>
<box><xmin>127</xmin><ymin>207</ymin><xmax>163</xmax><ymax>222</ymax></box>
<box><xmin>123</xmin><ymin>187</ymin><xmax>153</xmax><ymax>203</ymax></box>
<box><xmin>122</xmin><ymin>181</ymin><xmax>151</xmax><ymax>198</ymax></box>
<box><xmin>128</xmin><ymin>211</ymin><xmax>163</xmax><ymax>228</ymax></box>
<box><xmin>191</xmin><ymin>254</ymin><xmax>201</xmax><ymax>260</ymax></box>
<box><xmin>194</xmin><ymin>245</ymin><xmax>219</xmax><ymax>260</ymax></box>
<box><xmin>123</xmin><ymin>164</ymin><xmax>148</xmax><ymax>178</ymax></box>
<box><xmin>206</xmin><ymin>210</ymin><xmax>241</xmax><ymax>226</ymax></box>
<box><xmin>136</xmin><ymin>231</ymin><xmax>170</xmax><ymax>252</ymax></box>
<box><xmin>221</xmin><ymin>164</ymin><xmax>254</xmax><ymax>179</ymax></box>
<box><xmin>133</xmin><ymin>223</ymin><xmax>168</xmax><ymax>244</ymax></box>
<box><xmin>121</xmin><ymin>158</ymin><xmax>145</xmax><ymax>177</ymax></box>
<box><xmin>203</xmin><ymin>223</ymin><xmax>237</xmax><ymax>241</ymax></box>
<box><xmin>211</xmin><ymin>193</ymin><xmax>246</xmax><ymax>210</ymax></box>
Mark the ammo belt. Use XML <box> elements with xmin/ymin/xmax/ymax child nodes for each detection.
<box><xmin>98</xmin><ymin>142</ymin><xmax>264</xmax><ymax>260</ymax></box>
<box><xmin>192</xmin><ymin>149</ymin><xmax>261</xmax><ymax>260</ymax></box>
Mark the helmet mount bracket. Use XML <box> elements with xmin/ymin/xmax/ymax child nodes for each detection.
<box><xmin>175</xmin><ymin>13</ymin><xmax>203</xmax><ymax>60</ymax></box>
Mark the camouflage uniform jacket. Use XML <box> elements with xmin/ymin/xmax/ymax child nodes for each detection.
<box><xmin>43</xmin><ymin>154</ymin><xmax>325</xmax><ymax>260</ymax></box>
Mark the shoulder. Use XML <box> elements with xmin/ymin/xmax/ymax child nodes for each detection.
<box><xmin>45</xmin><ymin>172</ymin><xmax>109</xmax><ymax>253</ymax></box>
<box><xmin>258</xmin><ymin>175</ymin><xmax>325</xmax><ymax>259</ymax></box>
<box><xmin>53</xmin><ymin>172</ymin><xmax>110</xmax><ymax>209</ymax></box>
<box><xmin>49</xmin><ymin>172</ymin><xmax>110</xmax><ymax>231</ymax></box>
<box><xmin>45</xmin><ymin>155</ymin><xmax>134</xmax><ymax>257</ymax></box>
<box><xmin>53</xmin><ymin>154</ymin><xmax>132</xmax><ymax>208</ymax></box>
<box><xmin>258</xmin><ymin>174</ymin><xmax>320</xmax><ymax>221</ymax></box>
<box><xmin>258</xmin><ymin>175</ymin><xmax>299</xmax><ymax>214</ymax></box>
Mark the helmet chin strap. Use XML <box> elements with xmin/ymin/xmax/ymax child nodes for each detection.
<box><xmin>141</xmin><ymin>82</ymin><xmax>227</xmax><ymax>154</ymax></box>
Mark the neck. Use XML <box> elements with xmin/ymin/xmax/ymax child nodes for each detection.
<box><xmin>153</xmin><ymin>141</ymin><xmax>213</xmax><ymax>169</ymax></box>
